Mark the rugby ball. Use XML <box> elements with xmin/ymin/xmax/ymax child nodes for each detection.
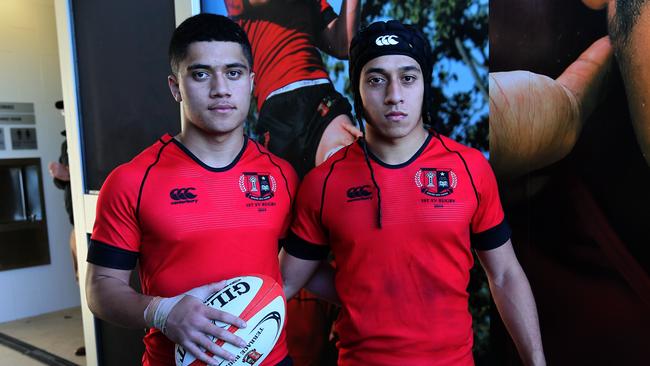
<box><xmin>175</xmin><ymin>275</ymin><xmax>285</xmax><ymax>366</ymax></box>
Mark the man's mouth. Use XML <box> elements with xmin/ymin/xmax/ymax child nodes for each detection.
<box><xmin>385</xmin><ymin>111</ymin><xmax>407</xmax><ymax>121</ymax></box>
<box><xmin>209</xmin><ymin>103</ymin><xmax>236</xmax><ymax>112</ymax></box>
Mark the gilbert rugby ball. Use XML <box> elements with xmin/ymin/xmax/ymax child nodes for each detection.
<box><xmin>175</xmin><ymin>275</ymin><xmax>285</xmax><ymax>366</ymax></box>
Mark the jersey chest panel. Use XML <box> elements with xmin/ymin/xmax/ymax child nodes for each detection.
<box><xmin>140</xmin><ymin>166</ymin><xmax>287</xmax><ymax>237</ymax></box>
<box><xmin>322</xmin><ymin>156</ymin><xmax>478</xmax><ymax>246</ymax></box>
<box><xmin>133</xmin><ymin>156</ymin><xmax>290</xmax><ymax>296</ymax></box>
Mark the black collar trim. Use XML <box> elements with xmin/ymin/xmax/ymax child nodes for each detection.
<box><xmin>171</xmin><ymin>135</ymin><xmax>248</xmax><ymax>172</ymax></box>
<box><xmin>365</xmin><ymin>132</ymin><xmax>433</xmax><ymax>169</ymax></box>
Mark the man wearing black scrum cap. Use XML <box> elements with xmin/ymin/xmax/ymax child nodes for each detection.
<box><xmin>280</xmin><ymin>20</ymin><xmax>545</xmax><ymax>365</ymax></box>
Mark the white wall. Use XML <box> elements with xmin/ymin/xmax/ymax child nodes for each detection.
<box><xmin>0</xmin><ymin>0</ymin><xmax>80</xmax><ymax>323</ymax></box>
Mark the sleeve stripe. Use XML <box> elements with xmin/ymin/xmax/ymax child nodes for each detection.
<box><xmin>284</xmin><ymin>230</ymin><xmax>329</xmax><ymax>260</ymax></box>
<box><xmin>136</xmin><ymin>139</ymin><xmax>171</xmax><ymax>222</ymax></box>
<box><xmin>87</xmin><ymin>239</ymin><xmax>139</xmax><ymax>270</ymax></box>
<box><xmin>471</xmin><ymin>218</ymin><xmax>512</xmax><ymax>251</ymax></box>
<box><xmin>320</xmin><ymin>145</ymin><xmax>351</xmax><ymax>225</ymax></box>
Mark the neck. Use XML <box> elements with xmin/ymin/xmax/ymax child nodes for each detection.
<box><xmin>176</xmin><ymin>123</ymin><xmax>245</xmax><ymax>168</ymax></box>
<box><xmin>365</xmin><ymin>125</ymin><xmax>429</xmax><ymax>165</ymax></box>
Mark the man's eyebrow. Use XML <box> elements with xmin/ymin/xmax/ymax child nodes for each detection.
<box><xmin>365</xmin><ymin>65</ymin><xmax>422</xmax><ymax>74</ymax></box>
<box><xmin>365</xmin><ymin>67</ymin><xmax>386</xmax><ymax>74</ymax></box>
<box><xmin>186</xmin><ymin>62</ymin><xmax>249</xmax><ymax>71</ymax></box>
<box><xmin>399</xmin><ymin>65</ymin><xmax>422</xmax><ymax>73</ymax></box>
<box><xmin>225</xmin><ymin>62</ymin><xmax>249</xmax><ymax>70</ymax></box>
<box><xmin>187</xmin><ymin>63</ymin><xmax>210</xmax><ymax>71</ymax></box>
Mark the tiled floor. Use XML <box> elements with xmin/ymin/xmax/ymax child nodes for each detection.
<box><xmin>0</xmin><ymin>307</ymin><xmax>85</xmax><ymax>366</ymax></box>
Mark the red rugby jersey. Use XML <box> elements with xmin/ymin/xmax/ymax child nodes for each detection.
<box><xmin>287</xmin><ymin>133</ymin><xmax>511</xmax><ymax>366</ymax></box>
<box><xmin>225</xmin><ymin>0</ymin><xmax>336</xmax><ymax>109</ymax></box>
<box><xmin>89</xmin><ymin>134</ymin><xmax>298</xmax><ymax>366</ymax></box>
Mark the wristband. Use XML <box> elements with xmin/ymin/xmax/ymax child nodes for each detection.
<box><xmin>144</xmin><ymin>294</ymin><xmax>184</xmax><ymax>334</ymax></box>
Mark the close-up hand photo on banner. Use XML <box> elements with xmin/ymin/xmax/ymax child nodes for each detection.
<box><xmin>0</xmin><ymin>0</ymin><xmax>646</xmax><ymax>366</ymax></box>
<box><xmin>490</xmin><ymin>0</ymin><xmax>650</xmax><ymax>364</ymax></box>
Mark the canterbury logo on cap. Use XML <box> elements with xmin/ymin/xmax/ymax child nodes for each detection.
<box><xmin>375</xmin><ymin>35</ymin><xmax>399</xmax><ymax>46</ymax></box>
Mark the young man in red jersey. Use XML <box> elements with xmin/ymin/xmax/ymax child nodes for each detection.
<box><xmin>85</xmin><ymin>14</ymin><xmax>297</xmax><ymax>366</ymax></box>
<box><xmin>280</xmin><ymin>21</ymin><xmax>546</xmax><ymax>365</ymax></box>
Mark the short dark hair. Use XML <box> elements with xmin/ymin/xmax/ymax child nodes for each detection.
<box><xmin>169</xmin><ymin>14</ymin><xmax>253</xmax><ymax>75</ymax></box>
<box><xmin>609</xmin><ymin>0</ymin><xmax>648</xmax><ymax>52</ymax></box>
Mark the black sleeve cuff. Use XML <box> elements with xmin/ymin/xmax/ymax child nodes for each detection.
<box><xmin>471</xmin><ymin>218</ymin><xmax>512</xmax><ymax>251</ymax></box>
<box><xmin>87</xmin><ymin>239</ymin><xmax>139</xmax><ymax>270</ymax></box>
<box><xmin>53</xmin><ymin>178</ymin><xmax>68</xmax><ymax>190</ymax></box>
<box><xmin>283</xmin><ymin>230</ymin><xmax>329</xmax><ymax>260</ymax></box>
<box><xmin>320</xmin><ymin>7</ymin><xmax>337</xmax><ymax>30</ymax></box>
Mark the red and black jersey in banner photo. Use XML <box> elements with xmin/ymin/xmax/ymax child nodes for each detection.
<box><xmin>225</xmin><ymin>0</ymin><xmax>337</xmax><ymax>109</ymax></box>
<box><xmin>88</xmin><ymin>134</ymin><xmax>298</xmax><ymax>366</ymax></box>
<box><xmin>287</xmin><ymin>133</ymin><xmax>511</xmax><ymax>366</ymax></box>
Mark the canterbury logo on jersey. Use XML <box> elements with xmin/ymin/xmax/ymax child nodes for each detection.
<box><xmin>346</xmin><ymin>185</ymin><xmax>372</xmax><ymax>202</ymax></box>
<box><xmin>169</xmin><ymin>187</ymin><xmax>198</xmax><ymax>204</ymax></box>
<box><xmin>375</xmin><ymin>35</ymin><xmax>399</xmax><ymax>46</ymax></box>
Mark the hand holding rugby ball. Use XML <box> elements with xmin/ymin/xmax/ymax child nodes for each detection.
<box><xmin>175</xmin><ymin>275</ymin><xmax>285</xmax><ymax>366</ymax></box>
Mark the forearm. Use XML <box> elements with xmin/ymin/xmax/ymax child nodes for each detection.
<box><xmin>279</xmin><ymin>249</ymin><xmax>320</xmax><ymax>299</ymax></box>
<box><xmin>337</xmin><ymin>0</ymin><xmax>360</xmax><ymax>56</ymax></box>
<box><xmin>86</xmin><ymin>272</ymin><xmax>152</xmax><ymax>329</ymax></box>
<box><xmin>89</xmin><ymin>265</ymin><xmax>248</xmax><ymax>363</ymax></box>
<box><xmin>322</xmin><ymin>0</ymin><xmax>360</xmax><ymax>58</ymax></box>
<box><xmin>489</xmin><ymin>265</ymin><xmax>545</xmax><ymax>366</ymax></box>
<box><xmin>304</xmin><ymin>261</ymin><xmax>339</xmax><ymax>305</ymax></box>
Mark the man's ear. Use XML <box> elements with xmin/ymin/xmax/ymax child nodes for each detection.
<box><xmin>168</xmin><ymin>74</ymin><xmax>182</xmax><ymax>102</ymax></box>
<box><xmin>249</xmin><ymin>72</ymin><xmax>255</xmax><ymax>94</ymax></box>
<box><xmin>582</xmin><ymin>0</ymin><xmax>609</xmax><ymax>10</ymax></box>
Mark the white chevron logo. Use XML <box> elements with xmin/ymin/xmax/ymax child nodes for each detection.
<box><xmin>375</xmin><ymin>35</ymin><xmax>398</xmax><ymax>46</ymax></box>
